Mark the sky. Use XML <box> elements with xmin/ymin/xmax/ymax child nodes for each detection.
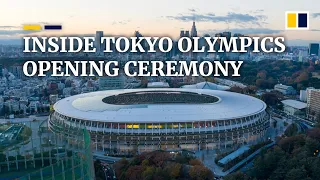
<box><xmin>1</xmin><ymin>0</ymin><xmax>320</xmax><ymax>45</ymax></box>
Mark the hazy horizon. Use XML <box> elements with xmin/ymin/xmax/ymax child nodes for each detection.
<box><xmin>1</xmin><ymin>0</ymin><xmax>320</xmax><ymax>46</ymax></box>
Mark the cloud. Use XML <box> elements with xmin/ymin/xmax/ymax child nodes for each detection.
<box><xmin>0</xmin><ymin>30</ymin><xmax>39</xmax><ymax>36</ymax></box>
<box><xmin>248</xmin><ymin>9</ymin><xmax>264</xmax><ymax>14</ymax></box>
<box><xmin>200</xmin><ymin>28</ymin><xmax>283</xmax><ymax>35</ymax></box>
<box><xmin>312</xmin><ymin>13</ymin><xmax>320</xmax><ymax>18</ymax></box>
<box><xmin>0</xmin><ymin>26</ymin><xmax>21</xmax><ymax>29</ymax></box>
<box><xmin>166</xmin><ymin>12</ymin><xmax>267</xmax><ymax>26</ymax></box>
<box><xmin>112</xmin><ymin>19</ymin><xmax>131</xmax><ymax>25</ymax></box>
<box><xmin>38</xmin><ymin>22</ymin><xmax>49</xmax><ymax>25</ymax></box>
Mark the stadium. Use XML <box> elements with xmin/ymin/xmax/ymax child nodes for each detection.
<box><xmin>48</xmin><ymin>88</ymin><xmax>270</xmax><ymax>155</ymax></box>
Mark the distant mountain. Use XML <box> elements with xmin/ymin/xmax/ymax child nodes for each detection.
<box><xmin>285</xmin><ymin>39</ymin><xmax>320</xmax><ymax>46</ymax></box>
<box><xmin>0</xmin><ymin>39</ymin><xmax>23</xmax><ymax>45</ymax></box>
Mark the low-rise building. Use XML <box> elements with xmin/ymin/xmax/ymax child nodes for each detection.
<box><xmin>99</xmin><ymin>75</ymin><xmax>125</xmax><ymax>90</ymax></box>
<box><xmin>282</xmin><ymin>99</ymin><xmax>307</xmax><ymax>115</ymax></box>
<box><xmin>274</xmin><ymin>84</ymin><xmax>296</xmax><ymax>95</ymax></box>
<box><xmin>49</xmin><ymin>94</ymin><xmax>59</xmax><ymax>104</ymax></box>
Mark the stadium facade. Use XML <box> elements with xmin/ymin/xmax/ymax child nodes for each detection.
<box><xmin>49</xmin><ymin>89</ymin><xmax>270</xmax><ymax>154</ymax></box>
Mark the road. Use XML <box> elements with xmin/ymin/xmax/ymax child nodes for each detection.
<box><xmin>93</xmin><ymin>152</ymin><xmax>123</xmax><ymax>164</ymax></box>
<box><xmin>224</xmin><ymin>142</ymin><xmax>275</xmax><ymax>175</ymax></box>
<box><xmin>0</xmin><ymin>116</ymin><xmax>48</xmax><ymax>124</ymax></box>
<box><xmin>1</xmin><ymin>118</ymin><xmax>54</xmax><ymax>157</ymax></box>
<box><xmin>204</xmin><ymin>109</ymin><xmax>303</xmax><ymax>177</ymax></box>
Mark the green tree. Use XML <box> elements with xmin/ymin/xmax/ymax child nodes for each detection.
<box><xmin>251</xmin><ymin>146</ymin><xmax>286</xmax><ymax>179</ymax></box>
<box><xmin>261</xmin><ymin>92</ymin><xmax>283</xmax><ymax>106</ymax></box>
<box><xmin>169</xmin><ymin>163</ymin><xmax>182</xmax><ymax>179</ymax></box>
<box><xmin>113</xmin><ymin>158</ymin><xmax>129</xmax><ymax>178</ymax></box>
<box><xmin>285</xmin><ymin>167</ymin><xmax>308</xmax><ymax>180</ymax></box>
<box><xmin>224</xmin><ymin>172</ymin><xmax>248</xmax><ymax>180</ymax></box>
<box><xmin>94</xmin><ymin>160</ymin><xmax>106</xmax><ymax>180</ymax></box>
<box><xmin>189</xmin><ymin>165</ymin><xmax>213</xmax><ymax>180</ymax></box>
<box><xmin>284</xmin><ymin>123</ymin><xmax>298</xmax><ymax>137</ymax></box>
<box><xmin>189</xmin><ymin>159</ymin><xmax>202</xmax><ymax>166</ymax></box>
<box><xmin>305</xmin><ymin>138</ymin><xmax>319</xmax><ymax>156</ymax></box>
<box><xmin>142</xmin><ymin>166</ymin><xmax>155</xmax><ymax>180</ymax></box>
<box><xmin>141</xmin><ymin>159</ymin><xmax>149</xmax><ymax>167</ymax></box>
<box><xmin>311</xmin><ymin>158</ymin><xmax>320</xmax><ymax>179</ymax></box>
<box><xmin>125</xmin><ymin>165</ymin><xmax>144</xmax><ymax>180</ymax></box>
<box><xmin>307</xmin><ymin>128</ymin><xmax>320</xmax><ymax>141</ymax></box>
<box><xmin>278</xmin><ymin>135</ymin><xmax>305</xmax><ymax>153</ymax></box>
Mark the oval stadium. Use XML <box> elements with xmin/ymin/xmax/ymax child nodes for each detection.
<box><xmin>48</xmin><ymin>88</ymin><xmax>270</xmax><ymax>155</ymax></box>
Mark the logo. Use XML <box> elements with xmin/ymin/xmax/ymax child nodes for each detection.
<box><xmin>23</xmin><ymin>24</ymin><xmax>62</xmax><ymax>31</ymax></box>
<box><xmin>285</xmin><ymin>11</ymin><xmax>309</xmax><ymax>30</ymax></box>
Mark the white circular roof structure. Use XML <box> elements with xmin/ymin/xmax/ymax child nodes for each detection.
<box><xmin>53</xmin><ymin>88</ymin><xmax>266</xmax><ymax>123</ymax></box>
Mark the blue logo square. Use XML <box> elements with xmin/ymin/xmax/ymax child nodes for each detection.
<box><xmin>298</xmin><ymin>13</ymin><xmax>308</xmax><ymax>28</ymax></box>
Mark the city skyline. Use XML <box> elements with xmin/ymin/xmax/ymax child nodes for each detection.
<box><xmin>2</xmin><ymin>1</ymin><xmax>320</xmax><ymax>179</ymax></box>
<box><xmin>1</xmin><ymin>0</ymin><xmax>320</xmax><ymax>46</ymax></box>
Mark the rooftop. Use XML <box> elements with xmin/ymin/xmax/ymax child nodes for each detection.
<box><xmin>53</xmin><ymin>88</ymin><xmax>267</xmax><ymax>123</ymax></box>
<box><xmin>102</xmin><ymin>91</ymin><xmax>219</xmax><ymax>105</ymax></box>
<box><xmin>281</xmin><ymin>99</ymin><xmax>307</xmax><ymax>109</ymax></box>
<box><xmin>218</xmin><ymin>146</ymin><xmax>250</xmax><ymax>165</ymax></box>
<box><xmin>147</xmin><ymin>82</ymin><xmax>169</xmax><ymax>88</ymax></box>
<box><xmin>275</xmin><ymin>84</ymin><xmax>294</xmax><ymax>89</ymax></box>
<box><xmin>181</xmin><ymin>81</ymin><xmax>230</xmax><ymax>91</ymax></box>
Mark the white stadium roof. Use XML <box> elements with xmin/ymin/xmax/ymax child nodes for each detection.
<box><xmin>147</xmin><ymin>82</ymin><xmax>170</xmax><ymax>88</ymax></box>
<box><xmin>53</xmin><ymin>88</ymin><xmax>266</xmax><ymax>123</ymax></box>
<box><xmin>281</xmin><ymin>99</ymin><xmax>307</xmax><ymax>110</ymax></box>
<box><xmin>181</xmin><ymin>81</ymin><xmax>230</xmax><ymax>91</ymax></box>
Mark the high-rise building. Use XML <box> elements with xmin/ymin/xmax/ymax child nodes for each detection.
<box><xmin>95</xmin><ymin>31</ymin><xmax>104</xmax><ymax>54</ymax></box>
<box><xmin>180</xmin><ymin>30</ymin><xmax>185</xmax><ymax>38</ymax></box>
<box><xmin>191</xmin><ymin>21</ymin><xmax>197</xmax><ymax>37</ymax></box>
<box><xmin>185</xmin><ymin>31</ymin><xmax>190</xmax><ymax>37</ymax></box>
<box><xmin>215</xmin><ymin>33</ymin><xmax>223</xmax><ymax>44</ymax></box>
<box><xmin>134</xmin><ymin>31</ymin><xmax>146</xmax><ymax>54</ymax></box>
<box><xmin>309</xmin><ymin>43</ymin><xmax>319</xmax><ymax>56</ymax></box>
<box><xmin>179</xmin><ymin>29</ymin><xmax>189</xmax><ymax>54</ymax></box>
<box><xmin>178</xmin><ymin>22</ymin><xmax>198</xmax><ymax>57</ymax></box>
<box><xmin>8</xmin><ymin>65</ymin><xmax>24</xmax><ymax>79</ymax></box>
<box><xmin>134</xmin><ymin>30</ymin><xmax>143</xmax><ymax>38</ymax></box>
<box><xmin>300</xmin><ymin>87</ymin><xmax>315</xmax><ymax>102</ymax></box>
<box><xmin>307</xmin><ymin>89</ymin><xmax>320</xmax><ymax>121</ymax></box>
<box><xmin>215</xmin><ymin>33</ymin><xmax>222</xmax><ymax>37</ymax></box>
<box><xmin>223</xmin><ymin>32</ymin><xmax>232</xmax><ymax>41</ymax></box>
<box><xmin>0</xmin><ymin>64</ymin><xmax>3</xmax><ymax>77</ymax></box>
<box><xmin>233</xmin><ymin>33</ymin><xmax>245</xmax><ymax>50</ymax></box>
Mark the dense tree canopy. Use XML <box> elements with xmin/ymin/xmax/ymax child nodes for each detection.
<box><xmin>230</xmin><ymin>60</ymin><xmax>320</xmax><ymax>90</ymax></box>
<box><xmin>261</xmin><ymin>91</ymin><xmax>283</xmax><ymax>106</ymax></box>
<box><xmin>225</xmin><ymin>128</ymin><xmax>320</xmax><ymax>180</ymax></box>
<box><xmin>113</xmin><ymin>151</ymin><xmax>213</xmax><ymax>180</ymax></box>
